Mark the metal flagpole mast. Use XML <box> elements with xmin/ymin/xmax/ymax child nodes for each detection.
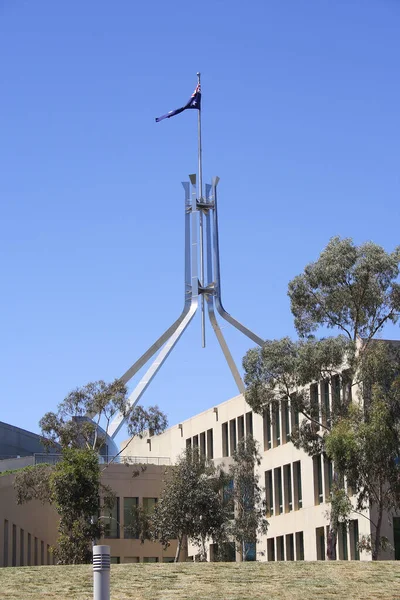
<box><xmin>197</xmin><ymin>71</ymin><xmax>206</xmax><ymax>348</ymax></box>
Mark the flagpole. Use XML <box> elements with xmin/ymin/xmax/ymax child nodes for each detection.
<box><xmin>197</xmin><ymin>72</ymin><xmax>206</xmax><ymax>348</ymax></box>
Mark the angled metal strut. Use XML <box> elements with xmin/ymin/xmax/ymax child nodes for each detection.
<box><xmin>108</xmin><ymin>176</ymin><xmax>263</xmax><ymax>440</ymax></box>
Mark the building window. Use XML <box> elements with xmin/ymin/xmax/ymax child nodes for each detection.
<box><xmin>267</xmin><ymin>538</ymin><xmax>275</xmax><ymax>561</ymax></box>
<box><xmin>238</xmin><ymin>415</ymin><xmax>244</xmax><ymax>441</ymax></box>
<box><xmin>393</xmin><ymin>517</ymin><xmax>400</xmax><ymax>560</ymax></box>
<box><xmin>293</xmin><ymin>461</ymin><xmax>302</xmax><ymax>509</ymax></box>
<box><xmin>283</xmin><ymin>464</ymin><xmax>292</xmax><ymax>512</ymax></box>
<box><xmin>20</xmin><ymin>529</ymin><xmax>24</xmax><ymax>567</ymax></box>
<box><xmin>12</xmin><ymin>524</ymin><xmax>17</xmax><ymax>567</ymax></box>
<box><xmin>124</xmin><ymin>497</ymin><xmax>139</xmax><ymax>539</ymax></box>
<box><xmin>245</xmin><ymin>411</ymin><xmax>253</xmax><ymax>436</ymax></box>
<box><xmin>274</xmin><ymin>467</ymin><xmax>283</xmax><ymax>515</ymax></box>
<box><xmin>47</xmin><ymin>545</ymin><xmax>51</xmax><ymax>565</ymax></box>
<box><xmin>324</xmin><ymin>457</ymin><xmax>333</xmax><ymax>500</ymax></box>
<box><xmin>200</xmin><ymin>431</ymin><xmax>206</xmax><ymax>456</ymax></box>
<box><xmin>222</xmin><ymin>422</ymin><xmax>229</xmax><ymax>457</ymax></box>
<box><xmin>34</xmin><ymin>537</ymin><xmax>38</xmax><ymax>566</ymax></box>
<box><xmin>207</xmin><ymin>429</ymin><xmax>214</xmax><ymax>459</ymax></box>
<box><xmin>322</xmin><ymin>380</ymin><xmax>330</xmax><ymax>426</ymax></box>
<box><xmin>338</xmin><ymin>523</ymin><xmax>348</xmax><ymax>560</ymax></box>
<box><xmin>193</xmin><ymin>434</ymin><xmax>199</xmax><ymax>448</ymax></box>
<box><xmin>143</xmin><ymin>557</ymin><xmax>159</xmax><ymax>563</ymax></box>
<box><xmin>276</xmin><ymin>536</ymin><xmax>284</xmax><ymax>561</ymax></box>
<box><xmin>286</xmin><ymin>534</ymin><xmax>294</xmax><ymax>561</ymax></box>
<box><xmin>263</xmin><ymin>408</ymin><xmax>272</xmax><ymax>451</ymax></box>
<box><xmin>104</xmin><ymin>497</ymin><xmax>120</xmax><ymax>538</ymax></box>
<box><xmin>349</xmin><ymin>520</ymin><xmax>360</xmax><ymax>560</ymax></box>
<box><xmin>110</xmin><ymin>557</ymin><xmax>120</xmax><ymax>564</ymax></box>
<box><xmin>290</xmin><ymin>394</ymin><xmax>300</xmax><ymax>430</ymax></box>
<box><xmin>332</xmin><ymin>374</ymin><xmax>341</xmax><ymax>412</ymax></box>
<box><xmin>244</xmin><ymin>542</ymin><xmax>256</xmax><ymax>561</ymax></box>
<box><xmin>143</xmin><ymin>498</ymin><xmax>157</xmax><ymax>514</ymax></box>
<box><xmin>282</xmin><ymin>400</ymin><xmax>290</xmax><ymax>443</ymax></box>
<box><xmin>316</xmin><ymin>526</ymin><xmax>325</xmax><ymax>560</ymax></box>
<box><xmin>27</xmin><ymin>533</ymin><xmax>31</xmax><ymax>566</ymax></box>
<box><xmin>273</xmin><ymin>403</ymin><xmax>281</xmax><ymax>447</ymax></box>
<box><xmin>229</xmin><ymin>419</ymin><xmax>237</xmax><ymax>455</ymax></box>
<box><xmin>295</xmin><ymin>531</ymin><xmax>304</xmax><ymax>560</ymax></box>
<box><xmin>162</xmin><ymin>557</ymin><xmax>175</xmax><ymax>563</ymax></box>
<box><xmin>124</xmin><ymin>557</ymin><xmax>140</xmax><ymax>563</ymax></box>
<box><xmin>265</xmin><ymin>470</ymin><xmax>274</xmax><ymax>517</ymax></box>
<box><xmin>313</xmin><ymin>455</ymin><xmax>324</xmax><ymax>505</ymax></box>
<box><xmin>3</xmin><ymin>520</ymin><xmax>9</xmax><ymax>568</ymax></box>
<box><xmin>186</xmin><ymin>438</ymin><xmax>191</xmax><ymax>449</ymax></box>
<box><xmin>41</xmin><ymin>541</ymin><xmax>44</xmax><ymax>565</ymax></box>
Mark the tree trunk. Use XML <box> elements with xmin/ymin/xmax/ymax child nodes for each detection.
<box><xmin>201</xmin><ymin>536</ymin><xmax>207</xmax><ymax>561</ymax></box>
<box><xmin>175</xmin><ymin>534</ymin><xmax>183</xmax><ymax>563</ymax></box>
<box><xmin>372</xmin><ymin>501</ymin><xmax>383</xmax><ymax>561</ymax></box>
<box><xmin>327</xmin><ymin>518</ymin><xmax>338</xmax><ymax>560</ymax></box>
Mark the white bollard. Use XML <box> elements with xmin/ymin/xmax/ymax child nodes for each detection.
<box><xmin>93</xmin><ymin>545</ymin><xmax>111</xmax><ymax>600</ymax></box>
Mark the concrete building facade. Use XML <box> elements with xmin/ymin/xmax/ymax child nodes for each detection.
<box><xmin>123</xmin><ymin>390</ymin><xmax>400</xmax><ymax>562</ymax></box>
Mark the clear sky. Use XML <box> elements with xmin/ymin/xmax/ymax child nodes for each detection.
<box><xmin>1</xmin><ymin>0</ymin><xmax>399</xmax><ymax>445</ymax></box>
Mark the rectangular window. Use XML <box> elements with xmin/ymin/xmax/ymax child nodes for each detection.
<box><xmin>143</xmin><ymin>557</ymin><xmax>159</xmax><ymax>563</ymax></box>
<box><xmin>245</xmin><ymin>412</ymin><xmax>253</xmax><ymax>436</ymax></box>
<box><xmin>293</xmin><ymin>461</ymin><xmax>302</xmax><ymax>509</ymax></box>
<box><xmin>110</xmin><ymin>557</ymin><xmax>120</xmax><ymax>564</ymax></box>
<box><xmin>20</xmin><ymin>529</ymin><xmax>24</xmax><ymax>566</ymax></box>
<box><xmin>200</xmin><ymin>431</ymin><xmax>206</xmax><ymax>457</ymax></box>
<box><xmin>332</xmin><ymin>374</ymin><xmax>341</xmax><ymax>413</ymax></box>
<box><xmin>104</xmin><ymin>497</ymin><xmax>120</xmax><ymax>538</ymax></box>
<box><xmin>338</xmin><ymin>523</ymin><xmax>348</xmax><ymax>560</ymax></box>
<box><xmin>283</xmin><ymin>464</ymin><xmax>293</xmax><ymax>512</ymax></box>
<box><xmin>286</xmin><ymin>534</ymin><xmax>294</xmax><ymax>561</ymax></box>
<box><xmin>229</xmin><ymin>419</ymin><xmax>237</xmax><ymax>455</ymax></box>
<box><xmin>34</xmin><ymin>537</ymin><xmax>38</xmax><ymax>566</ymax></box>
<box><xmin>274</xmin><ymin>467</ymin><xmax>283</xmax><ymax>515</ymax></box>
<box><xmin>290</xmin><ymin>394</ymin><xmax>300</xmax><ymax>430</ymax></box>
<box><xmin>124</xmin><ymin>557</ymin><xmax>140</xmax><ymax>563</ymax></box>
<box><xmin>310</xmin><ymin>384</ymin><xmax>319</xmax><ymax>431</ymax></box>
<box><xmin>263</xmin><ymin>408</ymin><xmax>272</xmax><ymax>451</ymax></box>
<box><xmin>237</xmin><ymin>415</ymin><xmax>245</xmax><ymax>442</ymax></box>
<box><xmin>162</xmin><ymin>556</ymin><xmax>175</xmax><ymax>563</ymax></box>
<box><xmin>12</xmin><ymin>524</ymin><xmax>17</xmax><ymax>567</ymax></box>
<box><xmin>223</xmin><ymin>479</ymin><xmax>234</xmax><ymax>520</ymax></box>
<box><xmin>267</xmin><ymin>538</ymin><xmax>275</xmax><ymax>561</ymax></box>
<box><xmin>27</xmin><ymin>533</ymin><xmax>31</xmax><ymax>566</ymax></box>
<box><xmin>316</xmin><ymin>526</ymin><xmax>325</xmax><ymax>560</ymax></box>
<box><xmin>313</xmin><ymin>455</ymin><xmax>324</xmax><ymax>505</ymax></box>
<box><xmin>222</xmin><ymin>422</ymin><xmax>229</xmax><ymax>457</ymax></box>
<box><xmin>143</xmin><ymin>498</ymin><xmax>157</xmax><ymax>514</ymax></box>
<box><xmin>265</xmin><ymin>470</ymin><xmax>274</xmax><ymax>517</ymax></box>
<box><xmin>276</xmin><ymin>536</ymin><xmax>284</xmax><ymax>561</ymax></box>
<box><xmin>3</xmin><ymin>520</ymin><xmax>9</xmax><ymax>568</ymax></box>
<box><xmin>207</xmin><ymin>429</ymin><xmax>214</xmax><ymax>459</ymax></box>
<box><xmin>41</xmin><ymin>540</ymin><xmax>44</xmax><ymax>565</ymax></box>
<box><xmin>282</xmin><ymin>400</ymin><xmax>290</xmax><ymax>443</ymax></box>
<box><xmin>273</xmin><ymin>403</ymin><xmax>281</xmax><ymax>446</ymax></box>
<box><xmin>295</xmin><ymin>531</ymin><xmax>304</xmax><ymax>561</ymax></box>
<box><xmin>192</xmin><ymin>434</ymin><xmax>199</xmax><ymax>448</ymax></box>
<box><xmin>47</xmin><ymin>545</ymin><xmax>51</xmax><ymax>565</ymax></box>
<box><xmin>186</xmin><ymin>438</ymin><xmax>192</xmax><ymax>449</ymax></box>
<box><xmin>393</xmin><ymin>517</ymin><xmax>400</xmax><ymax>560</ymax></box>
<box><xmin>124</xmin><ymin>497</ymin><xmax>139</xmax><ymax>539</ymax></box>
<box><xmin>323</xmin><ymin>380</ymin><xmax>330</xmax><ymax>426</ymax></box>
<box><xmin>324</xmin><ymin>456</ymin><xmax>333</xmax><ymax>500</ymax></box>
<box><xmin>349</xmin><ymin>519</ymin><xmax>360</xmax><ymax>560</ymax></box>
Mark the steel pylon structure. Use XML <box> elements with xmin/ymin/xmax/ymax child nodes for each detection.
<box><xmin>107</xmin><ymin>74</ymin><xmax>263</xmax><ymax>440</ymax></box>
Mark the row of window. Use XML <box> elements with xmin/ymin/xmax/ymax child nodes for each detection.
<box><xmin>186</xmin><ymin>429</ymin><xmax>214</xmax><ymax>459</ymax></box>
<box><xmin>110</xmin><ymin>556</ymin><xmax>174</xmax><ymax>563</ymax></box>
<box><xmin>3</xmin><ymin>520</ymin><xmax>53</xmax><ymax>567</ymax></box>
<box><xmin>267</xmin><ymin>531</ymin><xmax>304</xmax><ymax>561</ymax></box>
<box><xmin>316</xmin><ymin>521</ymin><xmax>360</xmax><ymax>560</ymax></box>
<box><xmin>263</xmin><ymin>375</ymin><xmax>345</xmax><ymax>451</ymax></box>
<box><xmin>221</xmin><ymin>412</ymin><xmax>253</xmax><ymax>457</ymax></box>
<box><xmin>103</xmin><ymin>497</ymin><xmax>157</xmax><ymax>539</ymax></box>
<box><xmin>265</xmin><ymin>461</ymin><xmax>302</xmax><ymax>517</ymax></box>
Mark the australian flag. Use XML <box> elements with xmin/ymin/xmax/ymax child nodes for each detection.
<box><xmin>155</xmin><ymin>82</ymin><xmax>201</xmax><ymax>123</ymax></box>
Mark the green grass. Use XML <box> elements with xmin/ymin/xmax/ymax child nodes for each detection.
<box><xmin>1</xmin><ymin>562</ymin><xmax>400</xmax><ymax>599</ymax></box>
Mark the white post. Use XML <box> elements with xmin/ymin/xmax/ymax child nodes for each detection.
<box><xmin>93</xmin><ymin>545</ymin><xmax>110</xmax><ymax>600</ymax></box>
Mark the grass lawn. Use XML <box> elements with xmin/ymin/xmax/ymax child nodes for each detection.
<box><xmin>1</xmin><ymin>562</ymin><xmax>400</xmax><ymax>600</ymax></box>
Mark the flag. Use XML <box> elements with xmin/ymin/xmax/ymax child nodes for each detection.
<box><xmin>155</xmin><ymin>82</ymin><xmax>201</xmax><ymax>123</ymax></box>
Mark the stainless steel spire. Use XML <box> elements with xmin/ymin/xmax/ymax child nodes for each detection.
<box><xmin>107</xmin><ymin>75</ymin><xmax>263</xmax><ymax>440</ymax></box>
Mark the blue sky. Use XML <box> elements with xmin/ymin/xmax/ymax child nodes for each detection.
<box><xmin>1</xmin><ymin>0</ymin><xmax>399</xmax><ymax>444</ymax></box>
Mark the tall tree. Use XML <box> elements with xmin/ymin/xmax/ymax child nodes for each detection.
<box><xmin>152</xmin><ymin>447</ymin><xmax>227</xmax><ymax>561</ymax></box>
<box><xmin>224</xmin><ymin>436</ymin><xmax>268</xmax><ymax>561</ymax></box>
<box><xmin>14</xmin><ymin>378</ymin><xmax>168</xmax><ymax>563</ymax></box>
<box><xmin>244</xmin><ymin>237</ymin><xmax>400</xmax><ymax>559</ymax></box>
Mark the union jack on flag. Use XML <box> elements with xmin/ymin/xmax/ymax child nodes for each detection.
<box><xmin>155</xmin><ymin>82</ymin><xmax>201</xmax><ymax>123</ymax></box>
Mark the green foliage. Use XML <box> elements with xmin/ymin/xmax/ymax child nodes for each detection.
<box><xmin>224</xmin><ymin>436</ymin><xmax>268</xmax><ymax>560</ymax></box>
<box><xmin>152</xmin><ymin>447</ymin><xmax>227</xmax><ymax>561</ymax></box>
<box><xmin>14</xmin><ymin>464</ymin><xmax>54</xmax><ymax>504</ymax></box>
<box><xmin>288</xmin><ymin>237</ymin><xmax>400</xmax><ymax>341</ymax></box>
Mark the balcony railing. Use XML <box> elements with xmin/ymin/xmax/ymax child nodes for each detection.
<box><xmin>33</xmin><ymin>454</ymin><xmax>170</xmax><ymax>466</ymax></box>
